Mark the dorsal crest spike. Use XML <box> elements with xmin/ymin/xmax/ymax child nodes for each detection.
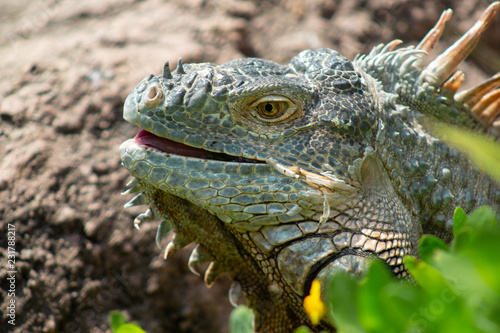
<box><xmin>455</xmin><ymin>72</ymin><xmax>500</xmax><ymax>105</ymax></box>
<box><xmin>420</xmin><ymin>1</ymin><xmax>500</xmax><ymax>87</ymax></box>
<box><xmin>416</xmin><ymin>8</ymin><xmax>452</xmax><ymax>52</ymax></box>
<box><xmin>174</xmin><ymin>57</ymin><xmax>186</xmax><ymax>75</ymax></box>
<box><xmin>162</xmin><ymin>60</ymin><xmax>172</xmax><ymax>79</ymax></box>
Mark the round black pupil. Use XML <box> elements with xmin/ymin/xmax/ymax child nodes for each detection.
<box><xmin>264</xmin><ymin>103</ymin><xmax>274</xmax><ymax>112</ymax></box>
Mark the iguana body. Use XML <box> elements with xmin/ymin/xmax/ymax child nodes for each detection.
<box><xmin>120</xmin><ymin>3</ymin><xmax>500</xmax><ymax>332</ymax></box>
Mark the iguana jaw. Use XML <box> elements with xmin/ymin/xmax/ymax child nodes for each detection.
<box><xmin>133</xmin><ymin>129</ymin><xmax>263</xmax><ymax>163</ymax></box>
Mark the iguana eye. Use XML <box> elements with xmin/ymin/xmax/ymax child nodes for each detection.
<box><xmin>257</xmin><ymin>101</ymin><xmax>286</xmax><ymax>118</ymax></box>
<box><xmin>249</xmin><ymin>95</ymin><xmax>297</xmax><ymax>122</ymax></box>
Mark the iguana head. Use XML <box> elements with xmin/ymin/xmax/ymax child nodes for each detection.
<box><xmin>120</xmin><ymin>3</ymin><xmax>500</xmax><ymax>331</ymax></box>
<box><xmin>123</xmin><ymin>49</ymin><xmax>379</xmax><ymax>182</ymax></box>
<box><xmin>120</xmin><ymin>48</ymin><xmax>415</xmax><ymax>330</ymax></box>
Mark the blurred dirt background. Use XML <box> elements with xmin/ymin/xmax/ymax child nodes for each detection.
<box><xmin>0</xmin><ymin>0</ymin><xmax>499</xmax><ymax>332</ymax></box>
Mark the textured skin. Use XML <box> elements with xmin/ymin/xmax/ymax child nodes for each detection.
<box><xmin>120</xmin><ymin>4</ymin><xmax>500</xmax><ymax>332</ymax></box>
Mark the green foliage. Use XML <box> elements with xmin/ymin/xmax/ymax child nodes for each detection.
<box><xmin>327</xmin><ymin>206</ymin><xmax>500</xmax><ymax>333</ymax></box>
<box><xmin>109</xmin><ymin>311</ymin><xmax>147</xmax><ymax>333</ymax></box>
<box><xmin>435</xmin><ymin>123</ymin><xmax>500</xmax><ymax>182</ymax></box>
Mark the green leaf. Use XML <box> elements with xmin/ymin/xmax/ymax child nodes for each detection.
<box><xmin>430</xmin><ymin>250</ymin><xmax>500</xmax><ymax>332</ymax></box>
<box><xmin>419</xmin><ymin>235</ymin><xmax>449</xmax><ymax>263</ymax></box>
<box><xmin>454</xmin><ymin>207</ymin><xmax>500</xmax><ymax>297</ymax></box>
<box><xmin>465</xmin><ymin>233</ymin><xmax>500</xmax><ymax>297</ymax></box>
<box><xmin>110</xmin><ymin>311</ymin><xmax>128</xmax><ymax>333</ymax></box>
<box><xmin>452</xmin><ymin>229</ymin><xmax>471</xmax><ymax>252</ymax></box>
<box><xmin>359</xmin><ymin>261</ymin><xmax>419</xmax><ymax>333</ymax></box>
<box><xmin>357</xmin><ymin>261</ymin><xmax>395</xmax><ymax>332</ymax></box>
<box><xmin>453</xmin><ymin>207</ymin><xmax>468</xmax><ymax>235</ymax></box>
<box><xmin>116</xmin><ymin>323</ymin><xmax>147</xmax><ymax>333</ymax></box>
<box><xmin>436</xmin><ymin>123</ymin><xmax>500</xmax><ymax>182</ymax></box>
<box><xmin>467</xmin><ymin>206</ymin><xmax>497</xmax><ymax>231</ymax></box>
<box><xmin>327</xmin><ymin>272</ymin><xmax>365</xmax><ymax>333</ymax></box>
<box><xmin>404</xmin><ymin>257</ymin><xmax>450</xmax><ymax>295</ymax></box>
<box><xmin>229</xmin><ymin>305</ymin><xmax>254</xmax><ymax>333</ymax></box>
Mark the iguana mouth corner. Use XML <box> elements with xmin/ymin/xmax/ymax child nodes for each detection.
<box><xmin>120</xmin><ymin>2</ymin><xmax>500</xmax><ymax>332</ymax></box>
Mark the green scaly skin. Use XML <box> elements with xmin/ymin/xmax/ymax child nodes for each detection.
<box><xmin>120</xmin><ymin>4</ymin><xmax>500</xmax><ymax>332</ymax></box>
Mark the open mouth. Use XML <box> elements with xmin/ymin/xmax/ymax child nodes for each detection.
<box><xmin>134</xmin><ymin>130</ymin><xmax>262</xmax><ymax>163</ymax></box>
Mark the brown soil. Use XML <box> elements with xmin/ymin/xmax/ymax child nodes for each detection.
<box><xmin>1</xmin><ymin>0</ymin><xmax>499</xmax><ymax>332</ymax></box>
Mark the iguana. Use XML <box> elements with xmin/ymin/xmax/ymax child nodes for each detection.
<box><xmin>120</xmin><ymin>3</ymin><xmax>500</xmax><ymax>332</ymax></box>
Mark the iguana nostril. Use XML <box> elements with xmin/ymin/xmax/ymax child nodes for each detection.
<box><xmin>144</xmin><ymin>85</ymin><xmax>163</xmax><ymax>107</ymax></box>
<box><xmin>148</xmin><ymin>86</ymin><xmax>158</xmax><ymax>99</ymax></box>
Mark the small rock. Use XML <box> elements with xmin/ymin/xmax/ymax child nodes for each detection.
<box><xmin>43</xmin><ymin>316</ymin><xmax>56</xmax><ymax>333</ymax></box>
<box><xmin>52</xmin><ymin>205</ymin><xmax>77</xmax><ymax>226</ymax></box>
<box><xmin>53</xmin><ymin>112</ymin><xmax>84</xmax><ymax>134</ymax></box>
<box><xmin>92</xmin><ymin>161</ymin><xmax>111</xmax><ymax>175</ymax></box>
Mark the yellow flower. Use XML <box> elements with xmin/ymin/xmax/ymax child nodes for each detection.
<box><xmin>303</xmin><ymin>280</ymin><xmax>326</xmax><ymax>325</ymax></box>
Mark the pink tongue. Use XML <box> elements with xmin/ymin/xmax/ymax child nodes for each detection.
<box><xmin>134</xmin><ymin>130</ymin><xmax>209</xmax><ymax>159</ymax></box>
